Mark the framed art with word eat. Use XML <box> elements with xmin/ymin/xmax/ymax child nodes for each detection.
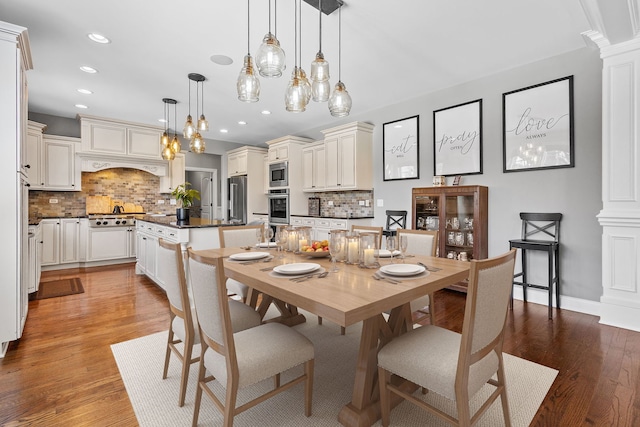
<box><xmin>383</xmin><ymin>115</ymin><xmax>420</xmax><ymax>181</ymax></box>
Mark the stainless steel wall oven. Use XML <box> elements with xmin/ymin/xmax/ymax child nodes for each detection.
<box><xmin>268</xmin><ymin>189</ymin><xmax>289</xmax><ymax>225</ymax></box>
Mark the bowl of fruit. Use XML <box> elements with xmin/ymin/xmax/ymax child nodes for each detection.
<box><xmin>300</xmin><ymin>240</ymin><xmax>331</xmax><ymax>257</ymax></box>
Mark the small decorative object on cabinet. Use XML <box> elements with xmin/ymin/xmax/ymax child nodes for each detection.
<box><xmin>412</xmin><ymin>185</ymin><xmax>488</xmax><ymax>292</ymax></box>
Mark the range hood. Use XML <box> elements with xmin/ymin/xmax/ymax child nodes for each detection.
<box><xmin>79</xmin><ymin>153</ymin><xmax>168</xmax><ymax>176</ymax></box>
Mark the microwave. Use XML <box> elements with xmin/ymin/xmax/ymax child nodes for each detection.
<box><xmin>268</xmin><ymin>161</ymin><xmax>288</xmax><ymax>188</ymax></box>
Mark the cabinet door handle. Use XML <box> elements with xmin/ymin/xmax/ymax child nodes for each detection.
<box><xmin>25</xmin><ymin>164</ymin><xmax>30</xmax><ymax>168</ymax></box>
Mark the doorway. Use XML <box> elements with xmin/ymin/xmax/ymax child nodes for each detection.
<box><xmin>185</xmin><ymin>169</ymin><xmax>218</xmax><ymax>220</ymax></box>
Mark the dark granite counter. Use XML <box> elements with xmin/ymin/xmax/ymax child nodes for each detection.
<box><xmin>138</xmin><ymin>215</ymin><xmax>245</xmax><ymax>229</ymax></box>
<box><xmin>289</xmin><ymin>214</ymin><xmax>375</xmax><ymax>220</ymax></box>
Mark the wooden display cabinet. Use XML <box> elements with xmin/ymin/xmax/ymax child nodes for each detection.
<box><xmin>411</xmin><ymin>185</ymin><xmax>488</xmax><ymax>291</ymax></box>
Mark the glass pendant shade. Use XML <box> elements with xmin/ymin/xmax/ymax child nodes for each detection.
<box><xmin>312</xmin><ymin>79</ymin><xmax>331</xmax><ymax>102</ymax></box>
<box><xmin>255</xmin><ymin>33</ymin><xmax>286</xmax><ymax>78</ymax></box>
<box><xmin>329</xmin><ymin>81</ymin><xmax>352</xmax><ymax>117</ymax></box>
<box><xmin>237</xmin><ymin>55</ymin><xmax>260</xmax><ymax>103</ymax></box>
<box><xmin>162</xmin><ymin>145</ymin><xmax>175</xmax><ymax>161</ymax></box>
<box><xmin>298</xmin><ymin>68</ymin><xmax>312</xmax><ymax>103</ymax></box>
<box><xmin>285</xmin><ymin>67</ymin><xmax>306</xmax><ymax>113</ymax></box>
<box><xmin>160</xmin><ymin>131</ymin><xmax>169</xmax><ymax>148</ymax></box>
<box><xmin>190</xmin><ymin>132</ymin><xmax>206</xmax><ymax>154</ymax></box>
<box><xmin>197</xmin><ymin>114</ymin><xmax>209</xmax><ymax>131</ymax></box>
<box><xmin>310</xmin><ymin>52</ymin><xmax>330</xmax><ymax>82</ymax></box>
<box><xmin>170</xmin><ymin>136</ymin><xmax>181</xmax><ymax>154</ymax></box>
<box><xmin>183</xmin><ymin>115</ymin><xmax>195</xmax><ymax>139</ymax></box>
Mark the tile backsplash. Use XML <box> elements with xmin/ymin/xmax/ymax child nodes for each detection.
<box><xmin>29</xmin><ymin>169</ymin><xmax>176</xmax><ymax>219</ymax></box>
<box><xmin>310</xmin><ymin>190</ymin><xmax>374</xmax><ymax>217</ymax></box>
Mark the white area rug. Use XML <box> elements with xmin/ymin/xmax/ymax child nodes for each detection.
<box><xmin>111</xmin><ymin>312</ymin><xmax>557</xmax><ymax>426</ymax></box>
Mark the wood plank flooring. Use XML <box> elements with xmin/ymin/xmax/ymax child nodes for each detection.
<box><xmin>1</xmin><ymin>263</ymin><xmax>639</xmax><ymax>426</ymax></box>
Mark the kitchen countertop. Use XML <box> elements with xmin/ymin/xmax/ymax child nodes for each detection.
<box><xmin>289</xmin><ymin>214</ymin><xmax>375</xmax><ymax>220</ymax></box>
<box><xmin>138</xmin><ymin>215</ymin><xmax>245</xmax><ymax>229</ymax></box>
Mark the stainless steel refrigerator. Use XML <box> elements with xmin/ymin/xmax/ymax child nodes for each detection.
<box><xmin>228</xmin><ymin>175</ymin><xmax>247</xmax><ymax>223</ymax></box>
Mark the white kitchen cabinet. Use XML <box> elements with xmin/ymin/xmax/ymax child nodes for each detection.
<box><xmin>27</xmin><ymin>224</ymin><xmax>42</xmax><ymax>293</ymax></box>
<box><xmin>321</xmin><ymin>122</ymin><xmax>374</xmax><ymax>191</ymax></box>
<box><xmin>159</xmin><ymin>152</ymin><xmax>185</xmax><ymax>193</ymax></box>
<box><xmin>87</xmin><ymin>227</ymin><xmax>135</xmax><ymax>261</ymax></box>
<box><xmin>227</xmin><ymin>151</ymin><xmax>248</xmax><ymax>176</ymax></box>
<box><xmin>302</xmin><ymin>142</ymin><xmax>326</xmax><ymax>192</ymax></box>
<box><xmin>79</xmin><ymin>115</ymin><xmax>163</xmax><ymax>159</ymax></box>
<box><xmin>41</xmin><ymin>218</ymin><xmax>80</xmax><ymax>266</ymax></box>
<box><xmin>289</xmin><ymin>216</ymin><xmax>372</xmax><ymax>242</ymax></box>
<box><xmin>43</xmin><ymin>135</ymin><xmax>80</xmax><ymax>191</ymax></box>
<box><xmin>25</xmin><ymin>121</ymin><xmax>46</xmax><ymax>187</ymax></box>
<box><xmin>267</xmin><ymin>143</ymin><xmax>289</xmax><ymax>162</ymax></box>
<box><xmin>263</xmin><ymin>155</ymin><xmax>269</xmax><ymax>194</ymax></box>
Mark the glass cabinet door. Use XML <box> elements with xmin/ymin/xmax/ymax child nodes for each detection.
<box><xmin>443</xmin><ymin>194</ymin><xmax>475</xmax><ymax>260</ymax></box>
<box><xmin>414</xmin><ymin>195</ymin><xmax>439</xmax><ymax>231</ymax></box>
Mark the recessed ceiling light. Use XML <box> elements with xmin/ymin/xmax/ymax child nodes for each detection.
<box><xmin>210</xmin><ymin>55</ymin><xmax>233</xmax><ymax>66</ymax></box>
<box><xmin>87</xmin><ymin>33</ymin><xmax>110</xmax><ymax>44</ymax></box>
<box><xmin>80</xmin><ymin>66</ymin><xmax>98</xmax><ymax>73</ymax></box>
<box><xmin>77</xmin><ymin>88</ymin><xmax>93</xmax><ymax>94</ymax></box>
<box><xmin>394</xmin><ymin>124</ymin><xmax>402</xmax><ymax>128</ymax></box>
<box><xmin>220</xmin><ymin>129</ymin><xmax>228</xmax><ymax>133</ymax></box>
<box><xmin>261</xmin><ymin>110</ymin><xmax>271</xmax><ymax>115</ymax></box>
<box><xmin>238</xmin><ymin>121</ymin><xmax>247</xmax><ymax>125</ymax></box>
<box><xmin>75</xmin><ymin>104</ymin><xmax>88</xmax><ymax>109</ymax></box>
<box><xmin>158</xmin><ymin>119</ymin><xmax>167</xmax><ymax>123</ymax></box>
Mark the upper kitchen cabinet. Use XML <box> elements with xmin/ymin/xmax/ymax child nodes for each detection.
<box><xmin>302</xmin><ymin>141</ymin><xmax>326</xmax><ymax>192</ymax></box>
<box><xmin>79</xmin><ymin>115</ymin><xmax>163</xmax><ymax>159</ymax></box>
<box><xmin>321</xmin><ymin>122</ymin><xmax>374</xmax><ymax>191</ymax></box>
<box><xmin>227</xmin><ymin>146</ymin><xmax>267</xmax><ymax>177</ymax></box>
<box><xmin>25</xmin><ymin>121</ymin><xmax>46</xmax><ymax>186</ymax></box>
<box><xmin>26</xmin><ymin>123</ymin><xmax>81</xmax><ymax>191</ymax></box>
<box><xmin>268</xmin><ymin>143</ymin><xmax>289</xmax><ymax>162</ymax></box>
<box><xmin>159</xmin><ymin>152</ymin><xmax>185</xmax><ymax>193</ymax></box>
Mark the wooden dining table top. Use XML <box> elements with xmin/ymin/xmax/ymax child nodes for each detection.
<box><xmin>190</xmin><ymin>247</ymin><xmax>471</xmax><ymax>328</ymax></box>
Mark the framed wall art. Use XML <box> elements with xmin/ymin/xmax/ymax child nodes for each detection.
<box><xmin>383</xmin><ymin>115</ymin><xmax>419</xmax><ymax>181</ymax></box>
<box><xmin>503</xmin><ymin>75</ymin><xmax>574</xmax><ymax>172</ymax></box>
<box><xmin>433</xmin><ymin>99</ymin><xmax>483</xmax><ymax>177</ymax></box>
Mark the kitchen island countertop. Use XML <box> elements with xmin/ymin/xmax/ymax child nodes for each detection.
<box><xmin>138</xmin><ymin>215</ymin><xmax>244</xmax><ymax>229</ymax></box>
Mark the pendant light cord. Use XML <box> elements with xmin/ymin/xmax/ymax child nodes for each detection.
<box><xmin>274</xmin><ymin>0</ymin><xmax>278</xmax><ymax>38</ymax></box>
<box><xmin>268</xmin><ymin>0</ymin><xmax>272</xmax><ymax>34</ymax></box>
<box><xmin>338</xmin><ymin>4</ymin><xmax>342</xmax><ymax>81</ymax></box>
<box><xmin>173</xmin><ymin>101</ymin><xmax>177</xmax><ymax>137</ymax></box>
<box><xmin>318</xmin><ymin>0</ymin><xmax>322</xmax><ymax>53</ymax></box>
<box><xmin>247</xmin><ymin>0</ymin><xmax>250</xmax><ymax>55</ymax></box>
<box><xmin>294</xmin><ymin>0</ymin><xmax>298</xmax><ymax>68</ymax></box>
<box><xmin>187</xmin><ymin>79</ymin><xmax>191</xmax><ymax>115</ymax></box>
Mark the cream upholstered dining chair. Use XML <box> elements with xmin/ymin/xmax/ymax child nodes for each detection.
<box><xmin>157</xmin><ymin>239</ymin><xmax>261</xmax><ymax>407</ymax></box>
<box><xmin>218</xmin><ymin>224</ymin><xmax>264</xmax><ymax>302</ymax></box>
<box><xmin>187</xmin><ymin>249</ymin><xmax>315</xmax><ymax>427</ymax></box>
<box><xmin>377</xmin><ymin>249</ymin><xmax>517</xmax><ymax>427</ymax></box>
<box><xmin>396</xmin><ymin>228</ymin><xmax>438</xmax><ymax>323</ymax></box>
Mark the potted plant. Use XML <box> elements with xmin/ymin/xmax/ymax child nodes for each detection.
<box><xmin>171</xmin><ymin>182</ymin><xmax>200</xmax><ymax>221</ymax></box>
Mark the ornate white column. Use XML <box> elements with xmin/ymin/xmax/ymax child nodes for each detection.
<box><xmin>582</xmin><ymin>0</ymin><xmax>640</xmax><ymax>331</ymax></box>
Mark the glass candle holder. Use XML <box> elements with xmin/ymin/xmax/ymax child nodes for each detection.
<box><xmin>296</xmin><ymin>227</ymin><xmax>312</xmax><ymax>253</ymax></box>
<box><xmin>358</xmin><ymin>232</ymin><xmax>378</xmax><ymax>268</ymax></box>
<box><xmin>346</xmin><ymin>233</ymin><xmax>360</xmax><ymax>265</ymax></box>
<box><xmin>330</xmin><ymin>229</ymin><xmax>348</xmax><ymax>262</ymax></box>
<box><xmin>286</xmin><ymin>227</ymin><xmax>298</xmax><ymax>252</ymax></box>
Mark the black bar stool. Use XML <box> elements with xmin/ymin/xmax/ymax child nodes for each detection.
<box><xmin>509</xmin><ymin>212</ymin><xmax>562</xmax><ymax>319</ymax></box>
<box><xmin>382</xmin><ymin>210</ymin><xmax>407</xmax><ymax>239</ymax></box>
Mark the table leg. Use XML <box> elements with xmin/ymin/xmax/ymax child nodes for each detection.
<box><xmin>338</xmin><ymin>304</ymin><xmax>415</xmax><ymax>427</ymax></box>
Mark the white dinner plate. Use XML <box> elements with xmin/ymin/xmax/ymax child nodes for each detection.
<box><xmin>377</xmin><ymin>250</ymin><xmax>402</xmax><ymax>258</ymax></box>
<box><xmin>229</xmin><ymin>251</ymin><xmax>270</xmax><ymax>261</ymax></box>
<box><xmin>379</xmin><ymin>264</ymin><xmax>426</xmax><ymax>277</ymax></box>
<box><xmin>273</xmin><ymin>263</ymin><xmax>321</xmax><ymax>275</ymax></box>
<box><xmin>256</xmin><ymin>242</ymin><xmax>277</xmax><ymax>248</ymax></box>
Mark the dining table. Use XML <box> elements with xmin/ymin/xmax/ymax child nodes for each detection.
<box><xmin>190</xmin><ymin>247</ymin><xmax>471</xmax><ymax>427</ymax></box>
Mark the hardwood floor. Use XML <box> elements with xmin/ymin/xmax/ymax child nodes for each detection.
<box><xmin>1</xmin><ymin>263</ymin><xmax>639</xmax><ymax>426</ymax></box>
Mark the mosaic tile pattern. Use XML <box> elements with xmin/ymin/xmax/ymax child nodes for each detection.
<box><xmin>308</xmin><ymin>190</ymin><xmax>374</xmax><ymax>217</ymax></box>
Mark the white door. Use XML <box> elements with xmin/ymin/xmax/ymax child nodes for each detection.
<box><xmin>200</xmin><ymin>173</ymin><xmax>213</xmax><ymax>220</ymax></box>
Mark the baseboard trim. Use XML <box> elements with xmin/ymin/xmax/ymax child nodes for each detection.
<box><xmin>511</xmin><ymin>287</ymin><xmax>601</xmax><ymax>317</ymax></box>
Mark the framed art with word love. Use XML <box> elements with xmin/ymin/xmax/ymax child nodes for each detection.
<box><xmin>503</xmin><ymin>76</ymin><xmax>574</xmax><ymax>172</ymax></box>
<box><xmin>433</xmin><ymin>99</ymin><xmax>483</xmax><ymax>177</ymax></box>
<box><xmin>383</xmin><ymin>115</ymin><xmax>420</xmax><ymax>181</ymax></box>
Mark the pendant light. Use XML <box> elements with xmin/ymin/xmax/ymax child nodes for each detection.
<box><xmin>237</xmin><ymin>0</ymin><xmax>260</xmax><ymax>102</ymax></box>
<box><xmin>255</xmin><ymin>0</ymin><xmax>286</xmax><ymax>78</ymax></box>
<box><xmin>188</xmin><ymin>74</ymin><xmax>206</xmax><ymax>154</ymax></box>
<box><xmin>285</xmin><ymin>0</ymin><xmax>308</xmax><ymax>112</ymax></box>
<box><xmin>311</xmin><ymin>0</ymin><xmax>330</xmax><ymax>102</ymax></box>
<box><xmin>197</xmin><ymin>77</ymin><xmax>209</xmax><ymax>131</ymax></box>
<box><xmin>160</xmin><ymin>99</ymin><xmax>170</xmax><ymax>156</ymax></box>
<box><xmin>328</xmin><ymin>4</ymin><xmax>352</xmax><ymax>117</ymax></box>
<box><xmin>170</xmin><ymin>99</ymin><xmax>181</xmax><ymax>155</ymax></box>
<box><xmin>182</xmin><ymin>77</ymin><xmax>196</xmax><ymax>139</ymax></box>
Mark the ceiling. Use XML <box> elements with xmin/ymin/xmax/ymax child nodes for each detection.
<box><xmin>1</xmin><ymin>0</ymin><xmax>594</xmax><ymax>147</ymax></box>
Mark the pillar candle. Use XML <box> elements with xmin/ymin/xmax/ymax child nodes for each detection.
<box><xmin>348</xmin><ymin>241</ymin><xmax>359</xmax><ymax>264</ymax></box>
<box><xmin>288</xmin><ymin>232</ymin><xmax>297</xmax><ymax>251</ymax></box>
<box><xmin>299</xmin><ymin>239</ymin><xmax>308</xmax><ymax>251</ymax></box>
<box><xmin>364</xmin><ymin>248</ymin><xmax>375</xmax><ymax>266</ymax></box>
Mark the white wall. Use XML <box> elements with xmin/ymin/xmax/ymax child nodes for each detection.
<box><xmin>302</xmin><ymin>47</ymin><xmax>603</xmax><ymax>302</ymax></box>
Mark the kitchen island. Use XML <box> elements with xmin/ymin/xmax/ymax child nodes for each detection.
<box><xmin>135</xmin><ymin>217</ymin><xmax>244</xmax><ymax>291</ymax></box>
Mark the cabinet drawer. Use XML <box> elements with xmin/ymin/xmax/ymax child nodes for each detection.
<box><xmin>331</xmin><ymin>220</ymin><xmax>348</xmax><ymax>229</ymax></box>
<box><xmin>316</xmin><ymin>219</ymin><xmax>331</xmax><ymax>228</ymax></box>
<box><xmin>290</xmin><ymin>218</ymin><xmax>304</xmax><ymax>226</ymax></box>
<box><xmin>302</xmin><ymin>219</ymin><xmax>315</xmax><ymax>227</ymax></box>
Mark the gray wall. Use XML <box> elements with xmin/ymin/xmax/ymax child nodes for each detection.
<box><xmin>301</xmin><ymin>47</ymin><xmax>603</xmax><ymax>302</ymax></box>
<box><xmin>29</xmin><ymin>112</ymin><xmax>80</xmax><ymax>137</ymax></box>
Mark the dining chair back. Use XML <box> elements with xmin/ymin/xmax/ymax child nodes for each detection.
<box><xmin>377</xmin><ymin>249</ymin><xmax>517</xmax><ymax>427</ymax></box>
<box><xmin>351</xmin><ymin>224</ymin><xmax>383</xmax><ymax>248</ymax></box>
<box><xmin>396</xmin><ymin>228</ymin><xmax>439</xmax><ymax>322</ymax></box>
<box><xmin>382</xmin><ymin>210</ymin><xmax>407</xmax><ymax>238</ymax></box>
<box><xmin>218</xmin><ymin>224</ymin><xmax>264</xmax><ymax>302</ymax></box>
<box><xmin>188</xmin><ymin>249</ymin><xmax>315</xmax><ymax>426</ymax></box>
<box><xmin>157</xmin><ymin>238</ymin><xmax>200</xmax><ymax>407</ymax></box>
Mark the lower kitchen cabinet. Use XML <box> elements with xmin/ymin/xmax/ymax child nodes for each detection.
<box><xmin>41</xmin><ymin>218</ymin><xmax>79</xmax><ymax>266</ymax></box>
<box><xmin>86</xmin><ymin>227</ymin><xmax>136</xmax><ymax>261</ymax></box>
<box><xmin>28</xmin><ymin>224</ymin><xmax>42</xmax><ymax>293</ymax></box>
<box><xmin>289</xmin><ymin>216</ymin><xmax>372</xmax><ymax>242</ymax></box>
